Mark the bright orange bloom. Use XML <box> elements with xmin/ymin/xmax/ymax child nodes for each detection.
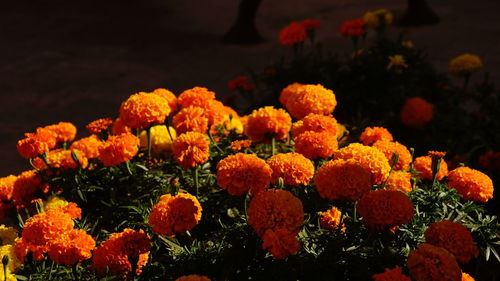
<box><xmin>172</xmin><ymin>132</ymin><xmax>210</xmax><ymax>170</ymax></box>
<box><xmin>173</xmin><ymin>106</ymin><xmax>209</xmax><ymax>134</ymax></box>
<box><xmin>262</xmin><ymin>228</ymin><xmax>300</xmax><ymax>259</ymax></box>
<box><xmin>424</xmin><ymin>220</ymin><xmax>478</xmax><ymax>264</ymax></box>
<box><xmin>177</xmin><ymin>86</ymin><xmax>216</xmax><ymax>110</ymax></box>
<box><xmin>70</xmin><ymin>135</ymin><xmax>103</xmax><ymax>159</ymax></box>
<box><xmin>407</xmin><ymin>243</ymin><xmax>462</xmax><ymax>281</ymax></box>
<box><xmin>373</xmin><ymin>140</ymin><xmax>412</xmax><ymax>170</ymax></box>
<box><xmin>359</xmin><ymin>127</ymin><xmax>393</xmax><ymax>145</ymax></box>
<box><xmin>319</xmin><ymin>207</ymin><xmax>344</xmax><ymax>231</ymax></box>
<box><xmin>447</xmin><ymin>167</ymin><xmax>494</xmax><ymax>202</ymax></box>
<box><xmin>119</xmin><ymin>92</ymin><xmax>171</xmax><ymax>129</ymax></box>
<box><xmin>428</xmin><ymin>151</ymin><xmax>446</xmax><ymax>158</ymax></box>
<box><xmin>228</xmin><ymin>76</ymin><xmax>256</xmax><ymax>91</ymax></box>
<box><xmin>17</xmin><ymin>127</ymin><xmax>57</xmax><ymax>159</ymax></box>
<box><xmin>279</xmin><ymin>22</ymin><xmax>307</xmax><ymax>46</ymax></box>
<box><xmin>204</xmin><ymin>100</ymin><xmax>226</xmax><ymax>127</ymax></box>
<box><xmin>414</xmin><ymin>156</ymin><xmax>448</xmax><ymax>181</ymax></box>
<box><xmin>478</xmin><ymin>151</ymin><xmax>500</xmax><ymax>170</ymax></box>
<box><xmin>98</xmin><ymin>133</ymin><xmax>139</xmax><ymax>166</ymax></box>
<box><xmin>356</xmin><ymin>189</ymin><xmax>414</xmax><ymax>231</ymax></box>
<box><xmin>149</xmin><ymin>193</ymin><xmax>202</xmax><ymax>235</ymax></box>
<box><xmin>0</xmin><ymin>175</ymin><xmax>16</xmax><ymax>201</ymax></box>
<box><xmin>86</xmin><ymin>118</ymin><xmax>113</xmax><ymax>134</ymax></box>
<box><xmin>315</xmin><ymin>159</ymin><xmax>372</xmax><ymax>201</ymax></box>
<box><xmin>244</xmin><ymin>106</ymin><xmax>292</xmax><ymax>142</ymax></box>
<box><xmin>294</xmin><ymin>131</ymin><xmax>338</xmax><ymax>160</ymax></box>
<box><xmin>279</xmin><ymin>83</ymin><xmax>303</xmax><ymax>107</ymax></box>
<box><xmin>48</xmin><ymin>228</ymin><xmax>95</xmax><ymax>265</ymax></box>
<box><xmin>176</xmin><ymin>275</ymin><xmax>211</xmax><ymax>281</ymax></box>
<box><xmin>33</xmin><ymin>149</ymin><xmax>88</xmax><ymax>170</ymax></box>
<box><xmin>400</xmin><ymin>97</ymin><xmax>434</xmax><ymax>128</ymax></box>
<box><xmin>461</xmin><ymin>272</ymin><xmax>475</xmax><ymax>281</ymax></box>
<box><xmin>301</xmin><ymin>19</ymin><xmax>321</xmax><ymax>31</ymax></box>
<box><xmin>230</xmin><ymin>139</ymin><xmax>252</xmax><ymax>152</ymax></box>
<box><xmin>267</xmin><ymin>153</ymin><xmax>314</xmax><ymax>186</ymax></box>
<box><xmin>217</xmin><ymin>153</ymin><xmax>272</xmax><ymax>196</ymax></box>
<box><xmin>339</xmin><ymin>18</ymin><xmax>366</xmax><ymax>38</ymax></box>
<box><xmin>285</xmin><ymin>84</ymin><xmax>337</xmax><ymax>119</ymax></box>
<box><xmin>385</xmin><ymin>171</ymin><xmax>412</xmax><ymax>193</ymax></box>
<box><xmin>12</xmin><ymin>170</ymin><xmax>46</xmax><ymax>207</ymax></box>
<box><xmin>291</xmin><ymin>113</ymin><xmax>338</xmax><ymax>138</ymax></box>
<box><xmin>372</xmin><ymin>266</ymin><xmax>411</xmax><ymax>281</ymax></box>
<box><xmin>45</xmin><ymin>122</ymin><xmax>77</xmax><ymax>143</ymax></box>
<box><xmin>151</xmin><ymin>88</ymin><xmax>178</xmax><ymax>113</ymax></box>
<box><xmin>334</xmin><ymin>143</ymin><xmax>391</xmax><ymax>185</ymax></box>
<box><xmin>247</xmin><ymin>189</ymin><xmax>304</xmax><ymax>237</ymax></box>
<box><xmin>111</xmin><ymin>117</ymin><xmax>131</xmax><ymax>135</ymax></box>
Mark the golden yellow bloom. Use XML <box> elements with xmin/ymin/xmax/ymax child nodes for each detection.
<box><xmin>387</xmin><ymin>55</ymin><xmax>408</xmax><ymax>73</ymax></box>
<box><xmin>449</xmin><ymin>54</ymin><xmax>483</xmax><ymax>77</ymax></box>
<box><xmin>363</xmin><ymin>9</ymin><xmax>393</xmax><ymax>28</ymax></box>
<box><xmin>402</xmin><ymin>40</ymin><xmax>414</xmax><ymax>48</ymax></box>
<box><xmin>0</xmin><ymin>225</ymin><xmax>18</xmax><ymax>246</ymax></box>
<box><xmin>0</xmin><ymin>245</ymin><xmax>22</xmax><ymax>281</ymax></box>
<box><xmin>43</xmin><ymin>195</ymin><xmax>69</xmax><ymax>211</ymax></box>
<box><xmin>140</xmin><ymin>125</ymin><xmax>177</xmax><ymax>155</ymax></box>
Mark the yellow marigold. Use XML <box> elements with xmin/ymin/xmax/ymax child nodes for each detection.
<box><xmin>119</xmin><ymin>92</ymin><xmax>171</xmax><ymax>129</ymax></box>
<box><xmin>402</xmin><ymin>40</ymin><xmax>415</xmax><ymax>48</ymax></box>
<box><xmin>244</xmin><ymin>106</ymin><xmax>292</xmax><ymax>142</ymax></box>
<box><xmin>149</xmin><ymin>193</ymin><xmax>202</xmax><ymax>235</ymax></box>
<box><xmin>279</xmin><ymin>83</ymin><xmax>304</xmax><ymax>107</ymax></box>
<box><xmin>279</xmin><ymin>22</ymin><xmax>307</xmax><ymax>46</ymax></box>
<box><xmin>319</xmin><ymin>207</ymin><xmax>344</xmax><ymax>231</ymax></box>
<box><xmin>424</xmin><ymin>220</ymin><xmax>478</xmax><ymax>264</ymax></box>
<box><xmin>111</xmin><ymin>117</ymin><xmax>131</xmax><ymax>135</ymax></box>
<box><xmin>363</xmin><ymin>9</ymin><xmax>393</xmax><ymax>28</ymax></box>
<box><xmin>0</xmin><ymin>175</ymin><xmax>16</xmax><ymax>201</ymax></box>
<box><xmin>230</xmin><ymin>139</ymin><xmax>252</xmax><ymax>152</ymax></box>
<box><xmin>285</xmin><ymin>84</ymin><xmax>337</xmax><ymax>119</ymax></box>
<box><xmin>400</xmin><ymin>97</ymin><xmax>434</xmax><ymax>128</ymax></box>
<box><xmin>262</xmin><ymin>228</ymin><xmax>300</xmax><ymax>259</ymax></box>
<box><xmin>139</xmin><ymin>125</ymin><xmax>177</xmax><ymax>155</ymax></box>
<box><xmin>291</xmin><ymin>113</ymin><xmax>338</xmax><ymax>138</ymax></box>
<box><xmin>44</xmin><ymin>122</ymin><xmax>77</xmax><ymax>143</ymax></box>
<box><xmin>0</xmin><ymin>245</ymin><xmax>22</xmax><ymax>281</ymax></box>
<box><xmin>387</xmin><ymin>55</ymin><xmax>408</xmax><ymax>73</ymax></box>
<box><xmin>48</xmin><ymin>228</ymin><xmax>95</xmax><ymax>265</ymax></box>
<box><xmin>172</xmin><ymin>132</ymin><xmax>210</xmax><ymax>170</ymax></box>
<box><xmin>407</xmin><ymin>243</ymin><xmax>462</xmax><ymax>281</ymax></box>
<box><xmin>43</xmin><ymin>195</ymin><xmax>69</xmax><ymax>210</ymax></box>
<box><xmin>334</xmin><ymin>143</ymin><xmax>391</xmax><ymax>185</ymax></box>
<box><xmin>449</xmin><ymin>54</ymin><xmax>483</xmax><ymax>77</ymax></box>
<box><xmin>217</xmin><ymin>153</ymin><xmax>272</xmax><ymax>196</ymax></box>
<box><xmin>294</xmin><ymin>131</ymin><xmax>338</xmax><ymax>160</ymax></box>
<box><xmin>359</xmin><ymin>127</ymin><xmax>393</xmax><ymax>145</ymax></box>
<box><xmin>12</xmin><ymin>170</ymin><xmax>45</xmax><ymax>207</ymax></box>
<box><xmin>177</xmin><ymin>86</ymin><xmax>216</xmax><ymax>110</ymax></box>
<box><xmin>373</xmin><ymin>140</ymin><xmax>412</xmax><ymax>170</ymax></box>
<box><xmin>176</xmin><ymin>275</ymin><xmax>212</xmax><ymax>281</ymax></box>
<box><xmin>267</xmin><ymin>153</ymin><xmax>314</xmax><ymax>186</ymax></box>
<box><xmin>0</xmin><ymin>225</ymin><xmax>18</xmax><ymax>246</ymax></box>
<box><xmin>70</xmin><ymin>135</ymin><xmax>103</xmax><ymax>159</ymax></box>
<box><xmin>16</xmin><ymin>127</ymin><xmax>57</xmax><ymax>159</ymax></box>
<box><xmin>247</xmin><ymin>189</ymin><xmax>304</xmax><ymax>237</ymax></box>
<box><xmin>33</xmin><ymin>149</ymin><xmax>88</xmax><ymax>170</ymax></box>
<box><xmin>315</xmin><ymin>159</ymin><xmax>372</xmax><ymax>201</ymax></box>
<box><xmin>372</xmin><ymin>266</ymin><xmax>411</xmax><ymax>281</ymax></box>
<box><xmin>98</xmin><ymin>133</ymin><xmax>139</xmax><ymax>166</ymax></box>
<box><xmin>173</xmin><ymin>106</ymin><xmax>209</xmax><ymax>134</ymax></box>
<box><xmin>356</xmin><ymin>189</ymin><xmax>414</xmax><ymax>231</ymax></box>
<box><xmin>447</xmin><ymin>167</ymin><xmax>494</xmax><ymax>202</ymax></box>
<box><xmin>151</xmin><ymin>88</ymin><xmax>178</xmax><ymax>112</ymax></box>
<box><xmin>86</xmin><ymin>118</ymin><xmax>113</xmax><ymax>134</ymax></box>
<box><xmin>385</xmin><ymin>171</ymin><xmax>412</xmax><ymax>193</ymax></box>
<box><xmin>217</xmin><ymin>106</ymin><xmax>244</xmax><ymax>135</ymax></box>
<box><xmin>462</xmin><ymin>272</ymin><xmax>475</xmax><ymax>281</ymax></box>
<box><xmin>414</xmin><ymin>156</ymin><xmax>448</xmax><ymax>181</ymax></box>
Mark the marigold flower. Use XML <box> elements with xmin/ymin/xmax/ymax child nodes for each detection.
<box><xmin>279</xmin><ymin>83</ymin><xmax>303</xmax><ymax>107</ymax></box>
<box><xmin>359</xmin><ymin>126</ymin><xmax>393</xmax><ymax>145</ymax></box>
<box><xmin>400</xmin><ymin>97</ymin><xmax>434</xmax><ymax>128</ymax></box>
<box><xmin>70</xmin><ymin>135</ymin><xmax>103</xmax><ymax>159</ymax></box>
<box><xmin>172</xmin><ymin>132</ymin><xmax>210</xmax><ymax>170</ymax></box>
<box><xmin>48</xmin><ymin>228</ymin><xmax>95</xmax><ymax>265</ymax></box>
<box><xmin>220</xmin><ymin>106</ymin><xmax>244</xmax><ymax>135</ymax></box>
<box><xmin>402</xmin><ymin>40</ymin><xmax>415</xmax><ymax>48</ymax></box>
<box><xmin>217</xmin><ymin>153</ymin><xmax>272</xmax><ymax>196</ymax></box>
<box><xmin>0</xmin><ymin>244</ymin><xmax>22</xmax><ymax>281</ymax></box>
<box><xmin>42</xmin><ymin>196</ymin><xmax>82</xmax><ymax>220</ymax></box>
<box><xmin>385</xmin><ymin>171</ymin><xmax>412</xmax><ymax>193</ymax></box>
<box><xmin>428</xmin><ymin>151</ymin><xmax>446</xmax><ymax>159</ymax></box>
<box><xmin>176</xmin><ymin>275</ymin><xmax>211</xmax><ymax>281</ymax></box>
<box><xmin>119</xmin><ymin>92</ymin><xmax>171</xmax><ymax>129</ymax></box>
<box><xmin>301</xmin><ymin>19</ymin><xmax>321</xmax><ymax>31</ymax></box>
<box><xmin>0</xmin><ymin>225</ymin><xmax>18</xmax><ymax>246</ymax></box>
<box><xmin>285</xmin><ymin>84</ymin><xmax>337</xmax><ymax>120</ymax></box>
<box><xmin>478</xmin><ymin>151</ymin><xmax>500</xmax><ymax>170</ymax></box>
<box><xmin>151</xmin><ymin>88</ymin><xmax>178</xmax><ymax>112</ymax></box>
<box><xmin>357</xmin><ymin>189</ymin><xmax>414</xmax><ymax>231</ymax></box>
<box><xmin>173</xmin><ymin>106</ymin><xmax>209</xmax><ymax>134</ymax></box>
<box><xmin>230</xmin><ymin>139</ymin><xmax>252</xmax><ymax>152</ymax></box>
<box><xmin>139</xmin><ymin>125</ymin><xmax>177</xmax><ymax>155</ymax></box>
<box><xmin>0</xmin><ymin>175</ymin><xmax>16</xmax><ymax>201</ymax></box>
<box><xmin>363</xmin><ymin>9</ymin><xmax>393</xmax><ymax>28</ymax></box>
<box><xmin>204</xmin><ymin>100</ymin><xmax>227</xmax><ymax>127</ymax></box>
<box><xmin>387</xmin><ymin>55</ymin><xmax>408</xmax><ymax>73</ymax></box>
<box><xmin>111</xmin><ymin>117</ymin><xmax>131</xmax><ymax>135</ymax></box>
<box><xmin>178</xmin><ymin>87</ymin><xmax>216</xmax><ymax>108</ymax></box>
<box><xmin>228</xmin><ymin>76</ymin><xmax>256</xmax><ymax>91</ymax></box>
<box><xmin>407</xmin><ymin>243</ymin><xmax>462</xmax><ymax>281</ymax></box>
<box><xmin>12</xmin><ymin>170</ymin><xmax>45</xmax><ymax>207</ymax></box>
<box><xmin>86</xmin><ymin>118</ymin><xmax>113</xmax><ymax>134</ymax></box>
<box><xmin>294</xmin><ymin>131</ymin><xmax>338</xmax><ymax>160</ymax></box>
<box><xmin>149</xmin><ymin>193</ymin><xmax>202</xmax><ymax>235</ymax></box>
<box><xmin>291</xmin><ymin>113</ymin><xmax>338</xmax><ymax>138</ymax></box>
<box><xmin>44</xmin><ymin>122</ymin><xmax>77</xmax><ymax>143</ymax></box>
<box><xmin>447</xmin><ymin>167</ymin><xmax>493</xmax><ymax>202</ymax></box>
<box><xmin>414</xmin><ymin>156</ymin><xmax>448</xmax><ymax>181</ymax></box>
<box><xmin>98</xmin><ymin>133</ymin><xmax>139</xmax><ymax>166</ymax></box>
<box><xmin>262</xmin><ymin>228</ymin><xmax>300</xmax><ymax>259</ymax></box>
<box><xmin>33</xmin><ymin>149</ymin><xmax>88</xmax><ymax>170</ymax></box>
<box><xmin>279</xmin><ymin>22</ymin><xmax>307</xmax><ymax>46</ymax></box>
<box><xmin>319</xmin><ymin>207</ymin><xmax>344</xmax><ymax>231</ymax></box>
<box><xmin>462</xmin><ymin>272</ymin><xmax>475</xmax><ymax>281</ymax></box>
<box><xmin>449</xmin><ymin>54</ymin><xmax>483</xmax><ymax>77</ymax></box>
<box><xmin>17</xmin><ymin>128</ymin><xmax>57</xmax><ymax>159</ymax></box>
<box><xmin>339</xmin><ymin>18</ymin><xmax>366</xmax><ymax>37</ymax></box>
<box><xmin>424</xmin><ymin>220</ymin><xmax>478</xmax><ymax>264</ymax></box>
<box><xmin>248</xmin><ymin>189</ymin><xmax>304</xmax><ymax>237</ymax></box>
<box><xmin>373</xmin><ymin>140</ymin><xmax>412</xmax><ymax>170</ymax></box>
<box><xmin>267</xmin><ymin>153</ymin><xmax>314</xmax><ymax>186</ymax></box>
<box><xmin>244</xmin><ymin>106</ymin><xmax>292</xmax><ymax>142</ymax></box>
<box><xmin>372</xmin><ymin>266</ymin><xmax>411</xmax><ymax>281</ymax></box>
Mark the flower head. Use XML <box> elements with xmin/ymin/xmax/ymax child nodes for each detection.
<box><xmin>385</xmin><ymin>171</ymin><xmax>412</xmax><ymax>193</ymax></box>
<box><xmin>151</xmin><ymin>88</ymin><xmax>178</xmax><ymax>113</ymax></box>
<box><xmin>0</xmin><ymin>225</ymin><xmax>18</xmax><ymax>246</ymax></box>
<box><xmin>279</xmin><ymin>83</ymin><xmax>303</xmax><ymax>107</ymax></box>
<box><xmin>244</xmin><ymin>106</ymin><xmax>292</xmax><ymax>142</ymax></box>
<box><xmin>48</xmin><ymin>228</ymin><xmax>95</xmax><ymax>265</ymax></box>
<box><xmin>119</xmin><ymin>92</ymin><xmax>171</xmax><ymax>129</ymax></box>
<box><xmin>44</xmin><ymin>122</ymin><xmax>77</xmax><ymax>143</ymax></box>
<box><xmin>407</xmin><ymin>243</ymin><xmax>462</xmax><ymax>281</ymax></box>
<box><xmin>373</xmin><ymin>140</ymin><xmax>412</xmax><ymax>171</ymax></box>
<box><xmin>86</xmin><ymin>118</ymin><xmax>113</xmax><ymax>134</ymax></box>
<box><xmin>400</xmin><ymin>97</ymin><xmax>434</xmax><ymax>128</ymax></box>
<box><xmin>294</xmin><ymin>131</ymin><xmax>338</xmax><ymax>160</ymax></box>
<box><xmin>449</xmin><ymin>54</ymin><xmax>483</xmax><ymax>77</ymax></box>
<box><xmin>363</xmin><ymin>9</ymin><xmax>393</xmax><ymax>28</ymax></box>
<box><xmin>279</xmin><ymin>22</ymin><xmax>307</xmax><ymax>46</ymax></box>
<box><xmin>176</xmin><ymin>275</ymin><xmax>211</xmax><ymax>281</ymax></box>
<box><xmin>178</xmin><ymin>87</ymin><xmax>216</xmax><ymax>109</ymax></box>
<box><xmin>319</xmin><ymin>207</ymin><xmax>344</xmax><ymax>231</ymax></box>
<box><xmin>414</xmin><ymin>156</ymin><xmax>448</xmax><ymax>181</ymax></box>
<box><xmin>372</xmin><ymin>266</ymin><xmax>411</xmax><ymax>281</ymax></box>
<box><xmin>267</xmin><ymin>153</ymin><xmax>314</xmax><ymax>186</ymax></box>
<box><xmin>230</xmin><ymin>139</ymin><xmax>252</xmax><ymax>152</ymax></box>
<box><xmin>359</xmin><ymin>127</ymin><xmax>393</xmax><ymax>145</ymax></box>
<box><xmin>17</xmin><ymin>127</ymin><xmax>57</xmax><ymax>159</ymax></box>
<box><xmin>70</xmin><ymin>135</ymin><xmax>104</xmax><ymax>159</ymax></box>
<box><xmin>33</xmin><ymin>149</ymin><xmax>88</xmax><ymax>170</ymax></box>
<box><xmin>12</xmin><ymin>170</ymin><xmax>45</xmax><ymax>207</ymax></box>
<box><xmin>339</xmin><ymin>18</ymin><xmax>366</xmax><ymax>37</ymax></box>
<box><xmin>0</xmin><ymin>175</ymin><xmax>16</xmax><ymax>202</ymax></box>
<box><xmin>284</xmin><ymin>84</ymin><xmax>337</xmax><ymax>119</ymax></box>
<box><xmin>172</xmin><ymin>132</ymin><xmax>210</xmax><ymax>170</ymax></box>
<box><xmin>111</xmin><ymin>117</ymin><xmax>131</xmax><ymax>135</ymax></box>
<box><xmin>387</xmin><ymin>55</ymin><xmax>408</xmax><ymax>73</ymax></box>
<box><xmin>98</xmin><ymin>133</ymin><xmax>139</xmax><ymax>166</ymax></box>
<box><xmin>462</xmin><ymin>272</ymin><xmax>475</xmax><ymax>281</ymax></box>
<box><xmin>447</xmin><ymin>167</ymin><xmax>493</xmax><ymax>202</ymax></box>
<box><xmin>149</xmin><ymin>193</ymin><xmax>202</xmax><ymax>235</ymax></box>
<box><xmin>139</xmin><ymin>125</ymin><xmax>177</xmax><ymax>155</ymax></box>
<box><xmin>173</xmin><ymin>106</ymin><xmax>209</xmax><ymax>134</ymax></box>
<box><xmin>262</xmin><ymin>228</ymin><xmax>300</xmax><ymax>259</ymax></box>
<box><xmin>291</xmin><ymin>113</ymin><xmax>338</xmax><ymax>138</ymax></box>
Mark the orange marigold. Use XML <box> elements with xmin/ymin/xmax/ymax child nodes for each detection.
<box><xmin>228</xmin><ymin>76</ymin><xmax>256</xmax><ymax>92</ymax></box>
<box><xmin>407</xmin><ymin>243</ymin><xmax>462</xmax><ymax>281</ymax></box>
<box><xmin>359</xmin><ymin>127</ymin><xmax>393</xmax><ymax>145</ymax></box>
<box><xmin>356</xmin><ymin>189</ymin><xmax>414</xmax><ymax>231</ymax></box>
<box><xmin>172</xmin><ymin>132</ymin><xmax>210</xmax><ymax>170</ymax></box>
<box><xmin>111</xmin><ymin>117</ymin><xmax>131</xmax><ymax>135</ymax></box>
<box><xmin>119</xmin><ymin>92</ymin><xmax>171</xmax><ymax>129</ymax></box>
<box><xmin>217</xmin><ymin>153</ymin><xmax>272</xmax><ymax>196</ymax></box>
<box><xmin>244</xmin><ymin>106</ymin><xmax>292</xmax><ymax>142</ymax></box>
<box><xmin>33</xmin><ymin>149</ymin><xmax>88</xmax><ymax>170</ymax></box>
<box><xmin>400</xmin><ymin>97</ymin><xmax>434</xmax><ymax>128</ymax></box>
<box><xmin>385</xmin><ymin>171</ymin><xmax>413</xmax><ymax>193</ymax></box>
<box><xmin>149</xmin><ymin>193</ymin><xmax>202</xmax><ymax>235</ymax></box>
<box><xmin>447</xmin><ymin>167</ymin><xmax>493</xmax><ymax>202</ymax></box>
<box><xmin>373</xmin><ymin>140</ymin><xmax>412</xmax><ymax>171</ymax></box>
<box><xmin>86</xmin><ymin>118</ymin><xmax>113</xmax><ymax>134</ymax></box>
<box><xmin>334</xmin><ymin>143</ymin><xmax>391</xmax><ymax>185</ymax></box>
<box><xmin>230</xmin><ymin>139</ymin><xmax>252</xmax><ymax>152</ymax></box>
<box><xmin>151</xmin><ymin>88</ymin><xmax>178</xmax><ymax>112</ymax></box>
<box><xmin>70</xmin><ymin>135</ymin><xmax>103</xmax><ymax>159</ymax></box>
<box><xmin>424</xmin><ymin>220</ymin><xmax>478</xmax><ymax>264</ymax></box>
<box><xmin>291</xmin><ymin>113</ymin><xmax>338</xmax><ymax>138</ymax></box>
<box><xmin>48</xmin><ymin>228</ymin><xmax>95</xmax><ymax>265</ymax></box>
<box><xmin>372</xmin><ymin>266</ymin><xmax>411</xmax><ymax>281</ymax></box>
<box><xmin>462</xmin><ymin>272</ymin><xmax>475</xmax><ymax>281</ymax></box>
<box><xmin>428</xmin><ymin>151</ymin><xmax>446</xmax><ymax>159</ymax></box>
<box><xmin>44</xmin><ymin>122</ymin><xmax>77</xmax><ymax>143</ymax></box>
<box><xmin>294</xmin><ymin>131</ymin><xmax>338</xmax><ymax>160</ymax></box>
<box><xmin>279</xmin><ymin>22</ymin><xmax>307</xmax><ymax>46</ymax></box>
<box><xmin>414</xmin><ymin>156</ymin><xmax>448</xmax><ymax>181</ymax></box>
<box><xmin>247</xmin><ymin>189</ymin><xmax>304</xmax><ymax>237</ymax></box>
<box><xmin>173</xmin><ymin>106</ymin><xmax>209</xmax><ymax>134</ymax></box>
<box><xmin>279</xmin><ymin>83</ymin><xmax>303</xmax><ymax>107</ymax></box>
<box><xmin>98</xmin><ymin>133</ymin><xmax>139</xmax><ymax>166</ymax></box>
<box><xmin>267</xmin><ymin>153</ymin><xmax>314</xmax><ymax>186</ymax></box>
<box><xmin>12</xmin><ymin>170</ymin><xmax>45</xmax><ymax>207</ymax></box>
<box><xmin>177</xmin><ymin>86</ymin><xmax>216</xmax><ymax>109</ymax></box>
<box><xmin>262</xmin><ymin>228</ymin><xmax>300</xmax><ymax>259</ymax></box>
<box><xmin>285</xmin><ymin>84</ymin><xmax>337</xmax><ymax>120</ymax></box>
<box><xmin>0</xmin><ymin>175</ymin><xmax>16</xmax><ymax>201</ymax></box>
<box><xmin>319</xmin><ymin>207</ymin><xmax>344</xmax><ymax>231</ymax></box>
<box><xmin>17</xmin><ymin>128</ymin><xmax>57</xmax><ymax>159</ymax></box>
<box><xmin>315</xmin><ymin>159</ymin><xmax>372</xmax><ymax>201</ymax></box>
<box><xmin>176</xmin><ymin>275</ymin><xmax>211</xmax><ymax>281</ymax></box>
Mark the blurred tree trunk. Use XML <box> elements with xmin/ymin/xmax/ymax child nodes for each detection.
<box><xmin>399</xmin><ymin>0</ymin><xmax>439</xmax><ymax>26</ymax></box>
<box><xmin>223</xmin><ymin>0</ymin><xmax>264</xmax><ymax>44</ymax></box>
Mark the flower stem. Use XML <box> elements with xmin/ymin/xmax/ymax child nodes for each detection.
<box><xmin>147</xmin><ymin>126</ymin><xmax>153</xmax><ymax>159</ymax></box>
<box><xmin>192</xmin><ymin>167</ymin><xmax>200</xmax><ymax>197</ymax></box>
<box><xmin>208</xmin><ymin>130</ymin><xmax>224</xmax><ymax>154</ymax></box>
<box><xmin>271</xmin><ymin>136</ymin><xmax>276</xmax><ymax>156</ymax></box>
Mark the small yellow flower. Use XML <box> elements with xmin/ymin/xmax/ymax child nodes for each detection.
<box><xmin>44</xmin><ymin>195</ymin><xmax>69</xmax><ymax>211</ymax></box>
<box><xmin>387</xmin><ymin>55</ymin><xmax>408</xmax><ymax>73</ymax></box>
<box><xmin>363</xmin><ymin>9</ymin><xmax>393</xmax><ymax>29</ymax></box>
<box><xmin>139</xmin><ymin>125</ymin><xmax>177</xmax><ymax>156</ymax></box>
